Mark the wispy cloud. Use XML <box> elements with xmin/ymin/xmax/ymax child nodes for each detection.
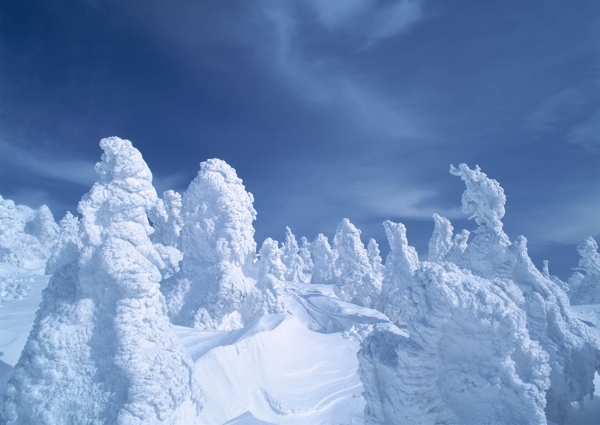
<box><xmin>309</xmin><ymin>0</ymin><xmax>423</xmax><ymax>46</ymax></box>
<box><xmin>566</xmin><ymin>108</ymin><xmax>600</xmax><ymax>151</ymax></box>
<box><xmin>261</xmin><ymin>0</ymin><xmax>429</xmax><ymax>141</ymax></box>
<box><xmin>0</xmin><ymin>140</ymin><xmax>96</xmax><ymax>186</ymax></box>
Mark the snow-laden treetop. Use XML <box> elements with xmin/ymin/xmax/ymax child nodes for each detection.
<box><xmin>78</xmin><ymin>136</ymin><xmax>157</xmax><ymax>249</ymax></box>
<box><xmin>450</xmin><ymin>163</ymin><xmax>508</xmax><ymax>244</ymax></box>
<box><xmin>182</xmin><ymin>158</ymin><xmax>257</xmax><ymax>268</ymax></box>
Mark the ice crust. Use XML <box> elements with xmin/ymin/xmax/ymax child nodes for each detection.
<box><xmin>1</xmin><ymin>137</ymin><xmax>202</xmax><ymax>424</ymax></box>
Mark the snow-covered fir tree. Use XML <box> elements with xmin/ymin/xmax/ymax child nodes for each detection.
<box><xmin>44</xmin><ymin>211</ymin><xmax>81</xmax><ymax>275</ymax></box>
<box><xmin>569</xmin><ymin>236</ymin><xmax>600</xmax><ymax>305</ymax></box>
<box><xmin>309</xmin><ymin>233</ymin><xmax>337</xmax><ymax>285</ymax></box>
<box><xmin>332</xmin><ymin>218</ymin><xmax>381</xmax><ymax>308</ymax></box>
<box><xmin>1</xmin><ymin>137</ymin><xmax>202</xmax><ymax>424</ymax></box>
<box><xmin>0</xmin><ymin>196</ymin><xmax>58</xmax><ymax>268</ymax></box>
<box><xmin>242</xmin><ymin>238</ymin><xmax>289</xmax><ymax>321</ymax></box>
<box><xmin>366</xmin><ymin>238</ymin><xmax>384</xmax><ymax>284</ymax></box>
<box><xmin>165</xmin><ymin>158</ymin><xmax>257</xmax><ymax>330</ymax></box>
<box><xmin>298</xmin><ymin>236</ymin><xmax>313</xmax><ymax>276</ymax></box>
<box><xmin>281</xmin><ymin>226</ymin><xmax>306</xmax><ymax>283</ymax></box>
<box><xmin>150</xmin><ymin>189</ymin><xmax>183</xmax><ymax>249</ymax></box>
<box><xmin>377</xmin><ymin>220</ymin><xmax>419</xmax><ymax>318</ymax></box>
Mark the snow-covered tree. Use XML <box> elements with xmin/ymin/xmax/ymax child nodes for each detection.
<box><xmin>366</xmin><ymin>238</ymin><xmax>384</xmax><ymax>283</ymax></box>
<box><xmin>1</xmin><ymin>137</ymin><xmax>202</xmax><ymax>424</ymax></box>
<box><xmin>298</xmin><ymin>236</ymin><xmax>313</xmax><ymax>275</ymax></box>
<box><xmin>0</xmin><ymin>196</ymin><xmax>58</xmax><ymax>268</ymax></box>
<box><xmin>332</xmin><ymin>218</ymin><xmax>381</xmax><ymax>308</ymax></box>
<box><xmin>281</xmin><ymin>226</ymin><xmax>306</xmax><ymax>283</ymax></box>
<box><xmin>150</xmin><ymin>190</ymin><xmax>183</xmax><ymax>248</ymax></box>
<box><xmin>449</xmin><ymin>163</ymin><xmax>600</xmax><ymax>423</ymax></box>
<box><xmin>309</xmin><ymin>233</ymin><xmax>337</xmax><ymax>285</ymax></box>
<box><xmin>242</xmin><ymin>238</ymin><xmax>289</xmax><ymax>321</ymax></box>
<box><xmin>377</xmin><ymin>220</ymin><xmax>419</xmax><ymax>317</ymax></box>
<box><xmin>166</xmin><ymin>158</ymin><xmax>257</xmax><ymax>330</ymax></box>
<box><xmin>568</xmin><ymin>236</ymin><xmax>600</xmax><ymax>305</ymax></box>
<box><xmin>359</xmin><ymin>262</ymin><xmax>550</xmax><ymax>425</ymax></box>
<box><xmin>45</xmin><ymin>211</ymin><xmax>82</xmax><ymax>275</ymax></box>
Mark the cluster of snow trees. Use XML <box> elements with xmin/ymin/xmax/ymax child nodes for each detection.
<box><xmin>359</xmin><ymin>164</ymin><xmax>600</xmax><ymax>424</ymax></box>
<box><xmin>1</xmin><ymin>137</ymin><xmax>600</xmax><ymax>423</ymax></box>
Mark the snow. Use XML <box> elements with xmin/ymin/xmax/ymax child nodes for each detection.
<box><xmin>1</xmin><ymin>143</ymin><xmax>600</xmax><ymax>424</ymax></box>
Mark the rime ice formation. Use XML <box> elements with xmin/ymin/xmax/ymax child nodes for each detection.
<box><xmin>150</xmin><ymin>190</ymin><xmax>183</xmax><ymax>248</ymax></box>
<box><xmin>332</xmin><ymin>219</ymin><xmax>381</xmax><ymax>308</ymax></box>
<box><xmin>0</xmin><ymin>196</ymin><xmax>58</xmax><ymax>268</ymax></box>
<box><xmin>44</xmin><ymin>211</ymin><xmax>82</xmax><ymax>275</ymax></box>
<box><xmin>366</xmin><ymin>238</ymin><xmax>384</xmax><ymax>284</ymax></box>
<box><xmin>309</xmin><ymin>233</ymin><xmax>337</xmax><ymax>285</ymax></box>
<box><xmin>298</xmin><ymin>236</ymin><xmax>313</xmax><ymax>276</ymax></box>
<box><xmin>359</xmin><ymin>262</ymin><xmax>550</xmax><ymax>425</ymax></box>
<box><xmin>449</xmin><ymin>164</ymin><xmax>600</xmax><ymax>423</ymax></box>
<box><xmin>166</xmin><ymin>158</ymin><xmax>257</xmax><ymax>330</ymax></box>
<box><xmin>569</xmin><ymin>237</ymin><xmax>600</xmax><ymax>305</ymax></box>
<box><xmin>1</xmin><ymin>137</ymin><xmax>202</xmax><ymax>424</ymax></box>
<box><xmin>242</xmin><ymin>238</ymin><xmax>289</xmax><ymax>322</ymax></box>
<box><xmin>281</xmin><ymin>227</ymin><xmax>306</xmax><ymax>283</ymax></box>
<box><xmin>377</xmin><ymin>220</ymin><xmax>419</xmax><ymax>318</ymax></box>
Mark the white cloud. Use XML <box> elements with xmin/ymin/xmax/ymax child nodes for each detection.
<box><xmin>566</xmin><ymin>108</ymin><xmax>600</xmax><ymax>151</ymax></box>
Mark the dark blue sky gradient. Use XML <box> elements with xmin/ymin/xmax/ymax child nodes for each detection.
<box><xmin>1</xmin><ymin>0</ymin><xmax>599</xmax><ymax>279</ymax></box>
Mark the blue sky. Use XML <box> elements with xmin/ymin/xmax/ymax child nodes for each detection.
<box><xmin>1</xmin><ymin>0</ymin><xmax>599</xmax><ymax>278</ymax></box>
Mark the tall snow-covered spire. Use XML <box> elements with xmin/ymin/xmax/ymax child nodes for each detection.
<box><xmin>171</xmin><ymin>158</ymin><xmax>257</xmax><ymax>330</ymax></box>
<box><xmin>449</xmin><ymin>163</ymin><xmax>508</xmax><ymax>244</ymax></box>
<box><xmin>377</xmin><ymin>220</ymin><xmax>419</xmax><ymax>316</ymax></box>
<box><xmin>2</xmin><ymin>137</ymin><xmax>202</xmax><ymax>424</ymax></box>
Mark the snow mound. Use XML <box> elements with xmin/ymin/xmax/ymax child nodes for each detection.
<box><xmin>189</xmin><ymin>313</ymin><xmax>367</xmax><ymax>425</ymax></box>
<box><xmin>360</xmin><ymin>262</ymin><xmax>550</xmax><ymax>425</ymax></box>
<box><xmin>1</xmin><ymin>137</ymin><xmax>202</xmax><ymax>424</ymax></box>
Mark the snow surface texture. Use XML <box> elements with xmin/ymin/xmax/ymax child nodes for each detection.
<box><xmin>569</xmin><ymin>237</ymin><xmax>600</xmax><ymax>305</ymax></box>
<box><xmin>360</xmin><ymin>262</ymin><xmax>550</xmax><ymax>425</ymax></box>
<box><xmin>332</xmin><ymin>218</ymin><xmax>382</xmax><ymax>308</ymax></box>
<box><xmin>163</xmin><ymin>158</ymin><xmax>257</xmax><ymax>330</ymax></box>
<box><xmin>1</xmin><ymin>137</ymin><xmax>202</xmax><ymax>424</ymax></box>
<box><xmin>0</xmin><ymin>196</ymin><xmax>58</xmax><ymax>269</ymax></box>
